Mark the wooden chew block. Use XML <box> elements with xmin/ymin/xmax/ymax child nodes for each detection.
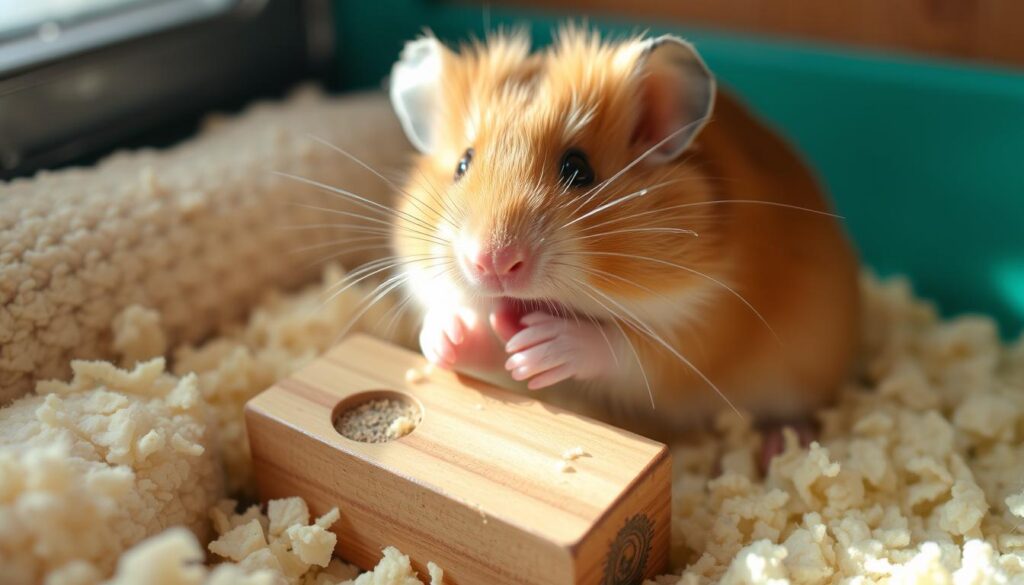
<box><xmin>245</xmin><ymin>334</ymin><xmax>670</xmax><ymax>585</ymax></box>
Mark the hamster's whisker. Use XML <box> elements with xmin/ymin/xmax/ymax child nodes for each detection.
<box><xmin>545</xmin><ymin>297</ymin><xmax>567</xmax><ymax>323</ymax></box>
<box><xmin>561</xmin><ymin>294</ymin><xmax>582</xmax><ymax>328</ymax></box>
<box><xmin>542</xmin><ymin>297</ymin><xmax>566</xmax><ymax>324</ymax></box>
<box><xmin>285</xmin><ymin>201</ymin><xmax>412</xmax><ymax>230</ymax></box>
<box><xmin>553</xmin><ymin>170</ymin><xmax>581</xmax><ymax>207</ymax></box>
<box><xmin>407</xmin><ymin>259</ymin><xmax>458</xmax><ymax>298</ymax></box>
<box><xmin>278</xmin><ymin>223</ymin><xmax>395</xmax><ymax>233</ymax></box>
<box><xmin>590</xmin><ymin>312</ymin><xmax>619</xmax><ymax>367</ymax></box>
<box><xmin>675</xmin><ymin>199</ymin><xmax>843</xmax><ymax>218</ymax></box>
<box><xmin>389</xmin><ymin>168</ymin><xmax>457</xmax><ymax>228</ymax></box>
<box><xmin>563</xmin><ymin>188</ymin><xmax>648</xmax><ymax>228</ymax></box>
<box><xmin>287</xmin><ymin>235</ymin><xmax>388</xmax><ymax>254</ymax></box>
<box><xmin>413</xmin><ymin>169</ymin><xmax>464</xmax><ymax>228</ymax></box>
<box><xmin>279</xmin><ymin>222</ymin><xmax>444</xmax><ymax>249</ymax></box>
<box><xmin>540</xmin><ymin>298</ymin><xmax>555</xmax><ymax>320</ymax></box>
<box><xmin>578</xmin><ymin>198</ymin><xmax>841</xmax><ymax>234</ymax></box>
<box><xmin>279</xmin><ymin>222</ymin><xmax>437</xmax><ymax>243</ymax></box>
<box><xmin>379</xmin><ymin>258</ymin><xmax>455</xmax><ymax>337</ymax></box>
<box><xmin>318</xmin><ymin>253</ymin><xmax>442</xmax><ymax>305</ymax></box>
<box><xmin>576</xmin><ymin>251</ymin><xmax>781</xmax><ymax>346</ymax></box>
<box><xmin>275</xmin><ymin>171</ymin><xmax>439</xmax><ymax>234</ymax></box>
<box><xmin>558</xmin><ymin>166</ymin><xmax>689</xmax><ymax>217</ymax></box>
<box><xmin>316</xmin><ymin>259</ymin><xmax>410</xmax><ymax>309</ymax></box>
<box><xmin>285</xmin><ymin>203</ymin><xmax>394</xmax><ymax>227</ymax></box>
<box><xmin>323</xmin><ymin>254</ymin><xmax>402</xmax><ymax>280</ymax></box>
<box><xmin>392</xmin><ymin>218</ymin><xmax>451</xmax><ymax>247</ymax></box>
<box><xmin>379</xmin><ymin>289</ymin><xmax>416</xmax><ymax>338</ymax></box>
<box><xmin>582</xmin><ymin>282</ymin><xmax>745</xmax><ymax>416</ymax></box>
<box><xmin>563</xmin><ymin>163</ymin><xmax>687</xmax><ymax>226</ymax></box>
<box><xmin>608</xmin><ymin>316</ymin><xmax>650</xmax><ymax>404</ymax></box>
<box><xmin>327</xmin><ymin>271</ymin><xmax>413</xmax><ymax>347</ymax></box>
<box><xmin>405</xmin><ymin>169</ymin><xmax>462</xmax><ymax>228</ymax></box>
<box><xmin>548</xmin><ymin>274</ymin><xmax>618</xmax><ymax>367</ymax></box>
<box><xmin>573</xmin><ymin>227</ymin><xmax>698</xmax><ymax>240</ymax></box>
<box><xmin>563</xmin><ymin>178</ymin><xmax>692</xmax><ymax>227</ymax></box>
<box><xmin>560</xmin><ymin>263</ymin><xmax>669</xmax><ymax>303</ymax></box>
<box><xmin>577</xmin><ymin>211</ymin><xmax>713</xmax><ymax>235</ymax></box>
<box><xmin>300</xmin><ymin>243</ymin><xmax>395</xmax><ymax>270</ymax></box>
<box><xmin>305</xmin><ymin>134</ymin><xmax>458</xmax><ymax>228</ymax></box>
<box><xmin>570</xmin><ymin>281</ymin><xmax>654</xmax><ymax>409</ymax></box>
<box><xmin>568</xmin><ymin>121</ymin><xmax>704</xmax><ymax>217</ymax></box>
<box><xmin>339</xmin><ymin>255</ymin><xmax>452</xmax><ymax>326</ymax></box>
<box><xmin>576</xmin><ymin>207</ymin><xmax>679</xmax><ymax>233</ymax></box>
<box><xmin>289</xmin><ymin>202</ymin><xmax>448</xmax><ymax>247</ymax></box>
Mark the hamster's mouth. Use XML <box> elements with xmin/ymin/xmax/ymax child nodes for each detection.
<box><xmin>495</xmin><ymin>297</ymin><xmax>593</xmax><ymax>323</ymax></box>
<box><xmin>488</xmin><ymin>297</ymin><xmax>606</xmax><ymax>341</ymax></box>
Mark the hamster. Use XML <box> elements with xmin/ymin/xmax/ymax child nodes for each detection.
<box><xmin>385</xmin><ymin>28</ymin><xmax>860</xmax><ymax>443</ymax></box>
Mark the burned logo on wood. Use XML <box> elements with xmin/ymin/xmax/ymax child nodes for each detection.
<box><xmin>603</xmin><ymin>514</ymin><xmax>654</xmax><ymax>585</ymax></box>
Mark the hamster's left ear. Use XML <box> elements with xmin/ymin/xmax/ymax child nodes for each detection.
<box><xmin>390</xmin><ymin>36</ymin><xmax>446</xmax><ymax>154</ymax></box>
<box><xmin>631</xmin><ymin>35</ymin><xmax>716</xmax><ymax>164</ymax></box>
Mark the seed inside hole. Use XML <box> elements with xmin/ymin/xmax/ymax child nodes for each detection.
<box><xmin>333</xmin><ymin>390</ymin><xmax>422</xmax><ymax>443</ymax></box>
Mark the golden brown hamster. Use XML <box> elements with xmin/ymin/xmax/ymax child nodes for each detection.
<box><xmin>386</xmin><ymin>28</ymin><xmax>860</xmax><ymax>439</ymax></box>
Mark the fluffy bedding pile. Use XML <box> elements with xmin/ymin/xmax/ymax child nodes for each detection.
<box><xmin>0</xmin><ymin>88</ymin><xmax>407</xmax><ymax>405</ymax></box>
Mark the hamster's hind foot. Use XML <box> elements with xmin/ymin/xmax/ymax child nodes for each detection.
<box><xmin>758</xmin><ymin>421</ymin><xmax>818</xmax><ymax>477</ymax></box>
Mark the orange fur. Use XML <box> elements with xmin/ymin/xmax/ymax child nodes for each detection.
<box><xmin>392</xmin><ymin>28</ymin><xmax>860</xmax><ymax>434</ymax></box>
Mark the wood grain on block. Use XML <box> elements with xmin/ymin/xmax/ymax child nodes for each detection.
<box><xmin>246</xmin><ymin>334</ymin><xmax>671</xmax><ymax>585</ymax></box>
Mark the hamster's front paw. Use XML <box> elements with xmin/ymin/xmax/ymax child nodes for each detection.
<box><xmin>502</xmin><ymin>312</ymin><xmax>617</xmax><ymax>390</ymax></box>
<box><xmin>419</xmin><ymin>305</ymin><xmax>502</xmax><ymax>371</ymax></box>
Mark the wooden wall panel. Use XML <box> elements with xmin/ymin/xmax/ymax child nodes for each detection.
<box><xmin>493</xmin><ymin>0</ymin><xmax>1024</xmax><ymax>69</ymax></box>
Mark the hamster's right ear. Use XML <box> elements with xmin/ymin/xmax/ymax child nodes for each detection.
<box><xmin>630</xmin><ymin>35</ymin><xmax>717</xmax><ymax>164</ymax></box>
<box><xmin>390</xmin><ymin>36</ymin><xmax>447</xmax><ymax>154</ymax></box>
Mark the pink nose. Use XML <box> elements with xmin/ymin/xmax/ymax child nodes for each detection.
<box><xmin>465</xmin><ymin>245</ymin><xmax>528</xmax><ymax>279</ymax></box>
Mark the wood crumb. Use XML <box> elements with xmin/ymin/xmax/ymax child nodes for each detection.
<box><xmin>335</xmin><ymin>399</ymin><xmax>420</xmax><ymax>443</ymax></box>
<box><xmin>404</xmin><ymin>368</ymin><xmax>425</xmax><ymax>384</ymax></box>
<box><xmin>469</xmin><ymin>501</ymin><xmax>488</xmax><ymax>524</ymax></box>
<box><xmin>561</xmin><ymin>446</ymin><xmax>588</xmax><ymax>461</ymax></box>
<box><xmin>387</xmin><ymin>416</ymin><xmax>416</xmax><ymax>438</ymax></box>
<box><xmin>556</xmin><ymin>461</ymin><xmax>575</xmax><ymax>474</ymax></box>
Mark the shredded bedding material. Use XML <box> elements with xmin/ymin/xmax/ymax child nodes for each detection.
<box><xmin>0</xmin><ymin>359</ymin><xmax>219</xmax><ymax>585</ymax></box>
<box><xmin>0</xmin><ymin>265</ymin><xmax>415</xmax><ymax>585</ymax></box>
<box><xmin>1</xmin><ymin>266</ymin><xmax>1021</xmax><ymax>584</ymax></box>
<box><xmin>662</xmin><ymin>276</ymin><xmax>1024</xmax><ymax>584</ymax></box>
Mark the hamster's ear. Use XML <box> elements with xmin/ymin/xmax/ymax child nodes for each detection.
<box><xmin>631</xmin><ymin>35</ymin><xmax>716</xmax><ymax>164</ymax></box>
<box><xmin>390</xmin><ymin>36</ymin><xmax>446</xmax><ymax>154</ymax></box>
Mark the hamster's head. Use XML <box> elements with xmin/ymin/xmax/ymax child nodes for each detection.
<box><xmin>389</xmin><ymin>28</ymin><xmax>720</xmax><ymax>319</ymax></box>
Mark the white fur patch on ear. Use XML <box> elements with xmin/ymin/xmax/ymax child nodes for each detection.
<box><xmin>634</xmin><ymin>35</ymin><xmax>717</xmax><ymax>164</ymax></box>
<box><xmin>389</xmin><ymin>37</ymin><xmax>444</xmax><ymax>153</ymax></box>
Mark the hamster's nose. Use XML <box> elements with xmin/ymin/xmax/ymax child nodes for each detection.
<box><xmin>462</xmin><ymin>244</ymin><xmax>528</xmax><ymax>279</ymax></box>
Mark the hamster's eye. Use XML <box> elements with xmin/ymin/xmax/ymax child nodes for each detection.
<box><xmin>559</xmin><ymin>149</ymin><xmax>595</xmax><ymax>188</ymax></box>
<box><xmin>454</xmin><ymin>148</ymin><xmax>473</xmax><ymax>181</ymax></box>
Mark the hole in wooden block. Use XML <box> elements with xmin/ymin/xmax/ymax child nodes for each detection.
<box><xmin>332</xmin><ymin>390</ymin><xmax>422</xmax><ymax>443</ymax></box>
